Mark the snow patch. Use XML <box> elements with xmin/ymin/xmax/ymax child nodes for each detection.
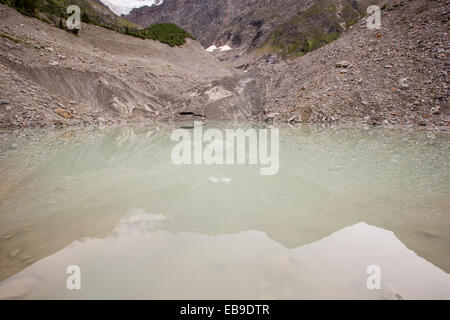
<box><xmin>220</xmin><ymin>45</ymin><xmax>232</xmax><ymax>51</ymax></box>
<box><xmin>206</xmin><ymin>45</ymin><xmax>218</xmax><ymax>53</ymax></box>
<box><xmin>206</xmin><ymin>44</ymin><xmax>232</xmax><ymax>52</ymax></box>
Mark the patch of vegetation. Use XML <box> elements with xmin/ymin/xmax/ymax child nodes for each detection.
<box><xmin>40</xmin><ymin>0</ymin><xmax>64</xmax><ymax>16</ymax></box>
<box><xmin>342</xmin><ymin>4</ymin><xmax>359</xmax><ymax>28</ymax></box>
<box><xmin>126</xmin><ymin>23</ymin><xmax>195</xmax><ymax>47</ymax></box>
<box><xmin>81</xmin><ymin>11</ymin><xmax>89</xmax><ymax>23</ymax></box>
<box><xmin>3</xmin><ymin>0</ymin><xmax>127</xmax><ymax>30</ymax></box>
<box><xmin>0</xmin><ymin>32</ymin><xmax>22</xmax><ymax>43</ymax></box>
<box><xmin>265</xmin><ymin>0</ymin><xmax>369</xmax><ymax>57</ymax></box>
<box><xmin>268</xmin><ymin>1</ymin><xmax>343</xmax><ymax>56</ymax></box>
<box><xmin>10</xmin><ymin>0</ymin><xmax>36</xmax><ymax>17</ymax></box>
<box><xmin>1</xmin><ymin>0</ymin><xmax>191</xmax><ymax>46</ymax></box>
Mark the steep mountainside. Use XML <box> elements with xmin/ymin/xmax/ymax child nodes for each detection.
<box><xmin>260</xmin><ymin>0</ymin><xmax>449</xmax><ymax>128</ymax></box>
<box><xmin>0</xmin><ymin>0</ymin><xmax>139</xmax><ymax>30</ymax></box>
<box><xmin>125</xmin><ymin>0</ymin><xmax>376</xmax><ymax>57</ymax></box>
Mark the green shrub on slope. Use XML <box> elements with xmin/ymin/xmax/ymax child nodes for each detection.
<box><xmin>130</xmin><ymin>23</ymin><xmax>195</xmax><ymax>47</ymax></box>
<box><xmin>1</xmin><ymin>1</ymin><xmax>193</xmax><ymax>47</ymax></box>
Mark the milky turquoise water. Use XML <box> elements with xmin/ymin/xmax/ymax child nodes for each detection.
<box><xmin>0</xmin><ymin>123</ymin><xmax>449</xmax><ymax>299</ymax></box>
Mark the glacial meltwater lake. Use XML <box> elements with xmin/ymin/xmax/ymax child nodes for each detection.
<box><xmin>0</xmin><ymin>123</ymin><xmax>449</xmax><ymax>299</ymax></box>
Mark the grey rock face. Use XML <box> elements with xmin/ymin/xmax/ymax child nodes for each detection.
<box><xmin>260</xmin><ymin>0</ymin><xmax>449</xmax><ymax>129</ymax></box>
<box><xmin>125</xmin><ymin>0</ymin><xmax>374</xmax><ymax>56</ymax></box>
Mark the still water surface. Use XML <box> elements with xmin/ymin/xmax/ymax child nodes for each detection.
<box><xmin>0</xmin><ymin>123</ymin><xmax>449</xmax><ymax>299</ymax></box>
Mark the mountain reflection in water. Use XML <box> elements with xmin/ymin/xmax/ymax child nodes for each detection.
<box><xmin>0</xmin><ymin>124</ymin><xmax>449</xmax><ymax>299</ymax></box>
